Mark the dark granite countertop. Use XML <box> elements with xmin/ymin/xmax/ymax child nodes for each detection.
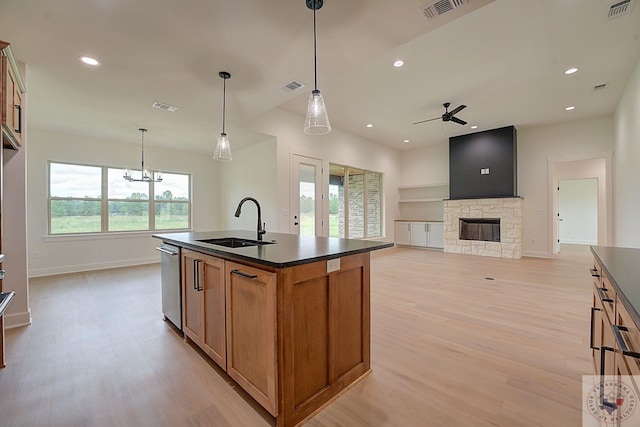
<box><xmin>153</xmin><ymin>230</ymin><xmax>393</xmax><ymax>269</ymax></box>
<box><xmin>591</xmin><ymin>246</ymin><xmax>640</xmax><ymax>327</ymax></box>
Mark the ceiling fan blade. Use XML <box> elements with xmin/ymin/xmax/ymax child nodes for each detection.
<box><xmin>412</xmin><ymin>117</ymin><xmax>441</xmax><ymax>125</ymax></box>
<box><xmin>448</xmin><ymin>104</ymin><xmax>467</xmax><ymax>116</ymax></box>
<box><xmin>450</xmin><ymin>116</ymin><xmax>467</xmax><ymax>125</ymax></box>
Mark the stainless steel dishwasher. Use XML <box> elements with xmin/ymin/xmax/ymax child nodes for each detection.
<box><xmin>156</xmin><ymin>243</ymin><xmax>182</xmax><ymax>331</ymax></box>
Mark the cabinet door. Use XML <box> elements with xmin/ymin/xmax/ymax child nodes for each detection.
<box><xmin>1</xmin><ymin>55</ymin><xmax>22</xmax><ymax>148</ymax></box>
<box><xmin>395</xmin><ymin>222</ymin><xmax>411</xmax><ymax>245</ymax></box>
<box><xmin>410</xmin><ymin>222</ymin><xmax>428</xmax><ymax>247</ymax></box>
<box><xmin>182</xmin><ymin>250</ymin><xmax>204</xmax><ymax>341</ymax></box>
<box><xmin>182</xmin><ymin>249</ymin><xmax>227</xmax><ymax>369</ymax></box>
<box><xmin>201</xmin><ymin>255</ymin><xmax>226</xmax><ymax>369</ymax></box>
<box><xmin>226</xmin><ymin>262</ymin><xmax>278</xmax><ymax>416</ymax></box>
<box><xmin>427</xmin><ymin>223</ymin><xmax>444</xmax><ymax>249</ymax></box>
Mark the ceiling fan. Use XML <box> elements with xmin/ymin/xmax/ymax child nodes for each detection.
<box><xmin>413</xmin><ymin>102</ymin><xmax>467</xmax><ymax>126</ymax></box>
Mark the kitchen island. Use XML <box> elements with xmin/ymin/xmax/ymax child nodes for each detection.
<box><xmin>153</xmin><ymin>230</ymin><xmax>392</xmax><ymax>427</ymax></box>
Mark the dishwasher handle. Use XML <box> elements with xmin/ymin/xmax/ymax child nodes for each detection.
<box><xmin>155</xmin><ymin>246</ymin><xmax>179</xmax><ymax>256</ymax></box>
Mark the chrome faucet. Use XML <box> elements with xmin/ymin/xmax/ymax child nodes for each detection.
<box><xmin>234</xmin><ymin>197</ymin><xmax>266</xmax><ymax>241</ymax></box>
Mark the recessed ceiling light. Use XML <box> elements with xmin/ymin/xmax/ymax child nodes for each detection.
<box><xmin>393</xmin><ymin>60</ymin><xmax>404</xmax><ymax>68</ymax></box>
<box><xmin>471</xmin><ymin>125</ymin><xmax>478</xmax><ymax>129</ymax></box>
<box><xmin>564</xmin><ymin>67</ymin><xmax>578</xmax><ymax>75</ymax></box>
<box><xmin>565</xmin><ymin>106</ymin><xmax>575</xmax><ymax>111</ymax></box>
<box><xmin>366</xmin><ymin>123</ymin><xmax>373</xmax><ymax>128</ymax></box>
<box><xmin>403</xmin><ymin>139</ymin><xmax>410</xmax><ymax>143</ymax></box>
<box><xmin>80</xmin><ymin>56</ymin><xmax>100</xmax><ymax>66</ymax></box>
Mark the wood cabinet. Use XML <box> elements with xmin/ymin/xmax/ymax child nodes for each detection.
<box><xmin>177</xmin><ymin>245</ymin><xmax>371</xmax><ymax>427</ymax></box>
<box><xmin>182</xmin><ymin>249</ymin><xmax>227</xmax><ymax>369</ymax></box>
<box><xmin>225</xmin><ymin>261</ymin><xmax>277</xmax><ymax>415</ymax></box>
<box><xmin>0</xmin><ymin>42</ymin><xmax>25</xmax><ymax>150</ymax></box>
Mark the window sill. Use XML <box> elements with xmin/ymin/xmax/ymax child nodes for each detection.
<box><xmin>44</xmin><ymin>229</ymin><xmax>192</xmax><ymax>242</ymax></box>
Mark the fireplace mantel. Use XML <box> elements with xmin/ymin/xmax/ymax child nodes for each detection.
<box><xmin>443</xmin><ymin>197</ymin><xmax>522</xmax><ymax>259</ymax></box>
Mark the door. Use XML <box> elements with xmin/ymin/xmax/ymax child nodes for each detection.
<box><xmin>427</xmin><ymin>223</ymin><xmax>444</xmax><ymax>249</ymax></box>
<box><xmin>394</xmin><ymin>222</ymin><xmax>411</xmax><ymax>245</ymax></box>
<box><xmin>410</xmin><ymin>222</ymin><xmax>427</xmax><ymax>247</ymax></box>
<box><xmin>291</xmin><ymin>154</ymin><xmax>323</xmax><ymax>236</ymax></box>
<box><xmin>557</xmin><ymin>178</ymin><xmax>598</xmax><ymax>249</ymax></box>
<box><xmin>225</xmin><ymin>262</ymin><xmax>277</xmax><ymax>415</ymax></box>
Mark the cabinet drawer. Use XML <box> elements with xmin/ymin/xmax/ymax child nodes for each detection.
<box><xmin>594</xmin><ymin>279</ymin><xmax>615</xmax><ymax>324</ymax></box>
<box><xmin>590</xmin><ymin>258</ymin><xmax>603</xmax><ymax>285</ymax></box>
<box><xmin>615</xmin><ymin>300</ymin><xmax>640</xmax><ymax>377</ymax></box>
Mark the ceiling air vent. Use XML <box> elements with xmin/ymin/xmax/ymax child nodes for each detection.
<box><xmin>607</xmin><ymin>0</ymin><xmax>634</xmax><ymax>19</ymax></box>
<box><xmin>421</xmin><ymin>0</ymin><xmax>467</xmax><ymax>20</ymax></box>
<box><xmin>594</xmin><ymin>83</ymin><xmax>608</xmax><ymax>91</ymax></box>
<box><xmin>283</xmin><ymin>81</ymin><xmax>305</xmax><ymax>91</ymax></box>
<box><xmin>152</xmin><ymin>101</ymin><xmax>178</xmax><ymax>112</ymax></box>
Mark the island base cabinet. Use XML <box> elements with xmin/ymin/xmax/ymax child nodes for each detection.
<box><xmin>182</xmin><ymin>249</ymin><xmax>227</xmax><ymax>370</ymax></box>
<box><xmin>226</xmin><ymin>262</ymin><xmax>278</xmax><ymax>416</ymax></box>
<box><xmin>277</xmin><ymin>252</ymin><xmax>370</xmax><ymax>427</ymax></box>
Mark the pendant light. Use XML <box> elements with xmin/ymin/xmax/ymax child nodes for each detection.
<box><xmin>213</xmin><ymin>71</ymin><xmax>232</xmax><ymax>161</ymax></box>
<box><xmin>303</xmin><ymin>0</ymin><xmax>331</xmax><ymax>135</ymax></box>
<box><xmin>123</xmin><ymin>128</ymin><xmax>162</xmax><ymax>182</ymax></box>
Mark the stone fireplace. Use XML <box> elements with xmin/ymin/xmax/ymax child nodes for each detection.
<box><xmin>444</xmin><ymin>198</ymin><xmax>522</xmax><ymax>259</ymax></box>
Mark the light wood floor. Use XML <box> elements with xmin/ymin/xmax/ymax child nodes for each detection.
<box><xmin>0</xmin><ymin>246</ymin><xmax>593</xmax><ymax>426</ymax></box>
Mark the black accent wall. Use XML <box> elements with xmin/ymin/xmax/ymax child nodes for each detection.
<box><xmin>449</xmin><ymin>125</ymin><xmax>517</xmax><ymax>200</ymax></box>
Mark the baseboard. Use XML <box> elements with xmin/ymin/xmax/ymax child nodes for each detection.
<box><xmin>4</xmin><ymin>309</ymin><xmax>32</xmax><ymax>329</ymax></box>
<box><xmin>560</xmin><ymin>240</ymin><xmax>597</xmax><ymax>245</ymax></box>
<box><xmin>522</xmin><ymin>250</ymin><xmax>550</xmax><ymax>258</ymax></box>
<box><xmin>28</xmin><ymin>257</ymin><xmax>159</xmax><ymax>278</ymax></box>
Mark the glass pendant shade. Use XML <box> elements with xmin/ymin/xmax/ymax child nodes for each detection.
<box><xmin>213</xmin><ymin>132</ymin><xmax>232</xmax><ymax>161</ymax></box>
<box><xmin>304</xmin><ymin>89</ymin><xmax>331</xmax><ymax>135</ymax></box>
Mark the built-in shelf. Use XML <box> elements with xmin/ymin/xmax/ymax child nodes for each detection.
<box><xmin>397</xmin><ymin>183</ymin><xmax>449</xmax><ymax>226</ymax></box>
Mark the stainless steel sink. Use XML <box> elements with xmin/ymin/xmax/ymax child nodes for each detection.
<box><xmin>197</xmin><ymin>237</ymin><xmax>275</xmax><ymax>248</ymax></box>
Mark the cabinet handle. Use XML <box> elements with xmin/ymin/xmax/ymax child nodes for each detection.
<box><xmin>598</xmin><ymin>345</ymin><xmax>616</xmax><ymax>409</ymax></box>
<box><xmin>613</xmin><ymin>324</ymin><xmax>640</xmax><ymax>359</ymax></box>
<box><xmin>589</xmin><ymin>268</ymin><xmax>600</xmax><ymax>278</ymax></box>
<box><xmin>597</xmin><ymin>287</ymin><xmax>613</xmax><ymax>303</ymax></box>
<box><xmin>231</xmin><ymin>269</ymin><xmax>257</xmax><ymax>279</ymax></box>
<box><xmin>590</xmin><ymin>306</ymin><xmax>600</xmax><ymax>350</ymax></box>
<box><xmin>193</xmin><ymin>259</ymin><xmax>203</xmax><ymax>291</ymax></box>
<box><xmin>15</xmin><ymin>104</ymin><xmax>22</xmax><ymax>134</ymax></box>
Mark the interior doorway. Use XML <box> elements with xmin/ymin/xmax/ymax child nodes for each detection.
<box><xmin>557</xmin><ymin>178</ymin><xmax>598</xmax><ymax>246</ymax></box>
<box><xmin>551</xmin><ymin>157</ymin><xmax>609</xmax><ymax>255</ymax></box>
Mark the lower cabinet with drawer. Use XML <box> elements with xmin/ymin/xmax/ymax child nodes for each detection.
<box><xmin>589</xmin><ymin>247</ymin><xmax>640</xmax><ymax>424</ymax></box>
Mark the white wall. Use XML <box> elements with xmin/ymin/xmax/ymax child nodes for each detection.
<box><xmin>248</xmin><ymin>107</ymin><xmax>402</xmax><ymax>240</ymax></box>
<box><xmin>399</xmin><ymin>141</ymin><xmax>449</xmax><ymax>186</ymax></box>
<box><xmin>614</xmin><ymin>59</ymin><xmax>640</xmax><ymax>248</ymax></box>
<box><xmin>219</xmin><ymin>138</ymin><xmax>278</xmax><ymax>234</ymax></box>
<box><xmin>27</xmin><ymin>128</ymin><xmax>220</xmax><ymax>277</ymax></box>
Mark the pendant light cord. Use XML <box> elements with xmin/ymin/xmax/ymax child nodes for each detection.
<box><xmin>140</xmin><ymin>129</ymin><xmax>145</xmax><ymax>169</ymax></box>
<box><xmin>313</xmin><ymin>1</ymin><xmax>318</xmax><ymax>91</ymax></box>
<box><xmin>222</xmin><ymin>78</ymin><xmax>226</xmax><ymax>134</ymax></box>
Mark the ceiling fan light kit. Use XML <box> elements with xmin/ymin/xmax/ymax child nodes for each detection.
<box><xmin>413</xmin><ymin>102</ymin><xmax>468</xmax><ymax>126</ymax></box>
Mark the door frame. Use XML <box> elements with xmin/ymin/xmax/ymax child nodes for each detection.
<box><xmin>548</xmin><ymin>154</ymin><xmax>612</xmax><ymax>255</ymax></box>
<box><xmin>290</xmin><ymin>153</ymin><xmax>325</xmax><ymax>236</ymax></box>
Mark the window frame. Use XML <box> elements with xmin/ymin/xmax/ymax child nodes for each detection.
<box><xmin>48</xmin><ymin>161</ymin><xmax>192</xmax><ymax>236</ymax></box>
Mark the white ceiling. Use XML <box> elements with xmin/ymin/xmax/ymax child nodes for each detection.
<box><xmin>1</xmin><ymin>0</ymin><xmax>639</xmax><ymax>153</ymax></box>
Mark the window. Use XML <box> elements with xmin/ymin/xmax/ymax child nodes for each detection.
<box><xmin>329</xmin><ymin>164</ymin><xmax>383</xmax><ymax>239</ymax></box>
<box><xmin>49</xmin><ymin>162</ymin><xmax>190</xmax><ymax>235</ymax></box>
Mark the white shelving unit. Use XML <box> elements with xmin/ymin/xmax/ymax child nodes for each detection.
<box><xmin>396</xmin><ymin>184</ymin><xmax>448</xmax><ymax>249</ymax></box>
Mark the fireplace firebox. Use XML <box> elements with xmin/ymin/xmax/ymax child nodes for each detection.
<box><xmin>459</xmin><ymin>218</ymin><xmax>500</xmax><ymax>242</ymax></box>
